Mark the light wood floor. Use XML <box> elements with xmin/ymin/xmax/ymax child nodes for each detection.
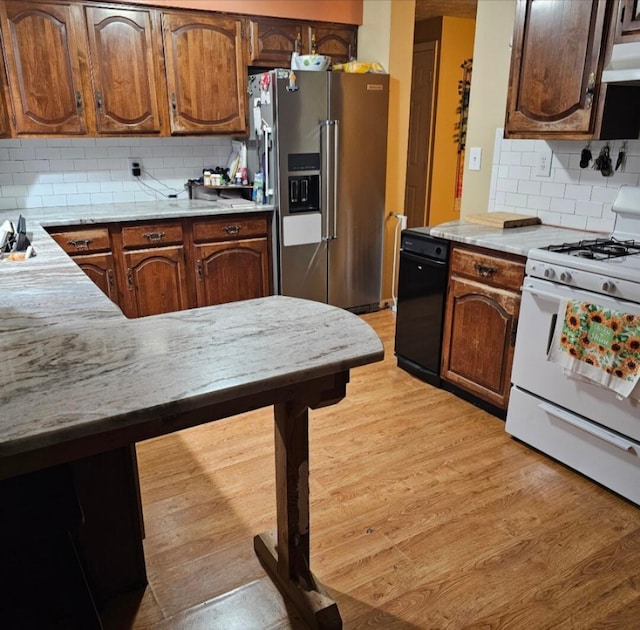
<box><xmin>104</xmin><ymin>308</ymin><xmax>640</xmax><ymax>629</ymax></box>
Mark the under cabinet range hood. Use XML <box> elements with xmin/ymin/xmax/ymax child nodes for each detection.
<box><xmin>602</xmin><ymin>42</ymin><xmax>640</xmax><ymax>83</ymax></box>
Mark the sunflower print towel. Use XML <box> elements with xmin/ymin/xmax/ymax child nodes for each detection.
<box><xmin>547</xmin><ymin>300</ymin><xmax>640</xmax><ymax>399</ymax></box>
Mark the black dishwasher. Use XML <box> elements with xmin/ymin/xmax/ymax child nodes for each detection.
<box><xmin>394</xmin><ymin>229</ymin><xmax>450</xmax><ymax>387</ymax></box>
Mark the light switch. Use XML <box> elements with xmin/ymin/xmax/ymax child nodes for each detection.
<box><xmin>469</xmin><ymin>147</ymin><xmax>482</xmax><ymax>171</ymax></box>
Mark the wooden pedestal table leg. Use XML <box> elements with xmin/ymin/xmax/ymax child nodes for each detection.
<box><xmin>254</xmin><ymin>397</ymin><xmax>342</xmax><ymax>630</ymax></box>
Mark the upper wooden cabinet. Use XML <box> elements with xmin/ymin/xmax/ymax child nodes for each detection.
<box><xmin>162</xmin><ymin>11</ymin><xmax>247</xmax><ymax>134</ymax></box>
<box><xmin>84</xmin><ymin>6</ymin><xmax>167</xmax><ymax>134</ymax></box>
<box><xmin>0</xmin><ymin>1</ymin><xmax>92</xmax><ymax>135</ymax></box>
<box><xmin>248</xmin><ymin>17</ymin><xmax>302</xmax><ymax>67</ymax></box>
<box><xmin>307</xmin><ymin>24</ymin><xmax>357</xmax><ymax>63</ymax></box>
<box><xmin>505</xmin><ymin>0</ymin><xmax>609</xmax><ymax>138</ymax></box>
<box><xmin>614</xmin><ymin>0</ymin><xmax>640</xmax><ymax>42</ymax></box>
<box><xmin>248</xmin><ymin>18</ymin><xmax>357</xmax><ymax>67</ymax></box>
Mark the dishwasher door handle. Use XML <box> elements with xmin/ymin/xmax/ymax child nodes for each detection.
<box><xmin>400</xmin><ymin>251</ymin><xmax>448</xmax><ymax>267</ymax></box>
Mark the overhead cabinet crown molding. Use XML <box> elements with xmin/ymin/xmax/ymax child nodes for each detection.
<box><xmin>0</xmin><ymin>0</ymin><xmax>358</xmax><ymax>138</ymax></box>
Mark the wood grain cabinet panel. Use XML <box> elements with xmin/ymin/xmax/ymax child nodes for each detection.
<box><xmin>505</xmin><ymin>0</ymin><xmax>609</xmax><ymax>138</ymax></box>
<box><xmin>441</xmin><ymin>246</ymin><xmax>525</xmax><ymax>411</ymax></box>
<box><xmin>0</xmin><ymin>1</ymin><xmax>92</xmax><ymax>135</ymax></box>
<box><xmin>122</xmin><ymin>246</ymin><xmax>189</xmax><ymax>318</ymax></box>
<box><xmin>74</xmin><ymin>252</ymin><xmax>119</xmax><ymax>303</ymax></box>
<box><xmin>162</xmin><ymin>11</ymin><xmax>247</xmax><ymax>134</ymax></box>
<box><xmin>248</xmin><ymin>18</ymin><xmax>302</xmax><ymax>67</ymax></box>
<box><xmin>307</xmin><ymin>24</ymin><xmax>357</xmax><ymax>62</ymax></box>
<box><xmin>84</xmin><ymin>6</ymin><xmax>167</xmax><ymax>134</ymax></box>
<box><xmin>193</xmin><ymin>239</ymin><xmax>270</xmax><ymax>307</ymax></box>
<box><xmin>614</xmin><ymin>0</ymin><xmax>640</xmax><ymax>42</ymax></box>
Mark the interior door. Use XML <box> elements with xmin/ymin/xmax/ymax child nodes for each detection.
<box><xmin>405</xmin><ymin>41</ymin><xmax>437</xmax><ymax>228</ymax></box>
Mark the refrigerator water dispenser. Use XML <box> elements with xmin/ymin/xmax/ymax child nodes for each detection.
<box><xmin>288</xmin><ymin>175</ymin><xmax>319</xmax><ymax>212</ymax></box>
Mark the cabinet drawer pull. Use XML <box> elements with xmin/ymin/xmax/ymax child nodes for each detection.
<box><xmin>68</xmin><ymin>238</ymin><xmax>92</xmax><ymax>250</ymax></box>
<box><xmin>196</xmin><ymin>259</ymin><xmax>203</xmax><ymax>280</ymax></box>
<box><xmin>142</xmin><ymin>231</ymin><xmax>166</xmax><ymax>242</ymax></box>
<box><xmin>222</xmin><ymin>225</ymin><xmax>241</xmax><ymax>235</ymax></box>
<box><xmin>127</xmin><ymin>268</ymin><xmax>134</xmax><ymax>290</ymax></box>
<box><xmin>474</xmin><ymin>262</ymin><xmax>497</xmax><ymax>278</ymax></box>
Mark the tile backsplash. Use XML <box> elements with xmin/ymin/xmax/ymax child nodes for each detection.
<box><xmin>0</xmin><ymin>136</ymin><xmax>234</xmax><ymax>210</ymax></box>
<box><xmin>489</xmin><ymin>128</ymin><xmax>640</xmax><ymax>234</ymax></box>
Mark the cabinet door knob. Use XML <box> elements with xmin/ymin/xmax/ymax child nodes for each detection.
<box><xmin>96</xmin><ymin>91</ymin><xmax>103</xmax><ymax>112</ymax></box>
<box><xmin>127</xmin><ymin>268</ymin><xmax>134</xmax><ymax>290</ymax></box>
<box><xmin>196</xmin><ymin>259</ymin><xmax>203</xmax><ymax>280</ymax></box>
<box><xmin>107</xmin><ymin>268</ymin><xmax>115</xmax><ymax>290</ymax></box>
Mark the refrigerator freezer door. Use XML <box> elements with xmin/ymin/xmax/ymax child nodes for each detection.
<box><xmin>275</xmin><ymin>72</ymin><xmax>329</xmax><ymax>304</ymax></box>
<box><xmin>328</xmin><ymin>73</ymin><xmax>389</xmax><ymax>310</ymax></box>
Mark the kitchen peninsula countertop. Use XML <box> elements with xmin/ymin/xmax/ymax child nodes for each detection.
<box><xmin>0</xmin><ymin>198</ymin><xmax>382</xmax><ymax>474</ymax></box>
<box><xmin>429</xmin><ymin>219</ymin><xmax>600</xmax><ymax>257</ymax></box>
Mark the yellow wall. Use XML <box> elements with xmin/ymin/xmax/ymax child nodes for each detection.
<box><xmin>460</xmin><ymin>0</ymin><xmax>516</xmax><ymax>215</ymax></box>
<box><xmin>359</xmin><ymin>0</ymin><xmax>415</xmax><ymax>305</ymax></box>
<box><xmin>428</xmin><ymin>17</ymin><xmax>475</xmax><ymax>226</ymax></box>
<box><xmin>108</xmin><ymin>0</ymin><xmax>363</xmax><ymax>23</ymax></box>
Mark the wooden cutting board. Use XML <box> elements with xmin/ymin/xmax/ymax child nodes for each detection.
<box><xmin>464</xmin><ymin>212</ymin><xmax>541</xmax><ymax>228</ymax></box>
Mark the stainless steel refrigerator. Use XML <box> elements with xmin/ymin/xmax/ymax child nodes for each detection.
<box><xmin>248</xmin><ymin>70</ymin><xmax>389</xmax><ymax>312</ymax></box>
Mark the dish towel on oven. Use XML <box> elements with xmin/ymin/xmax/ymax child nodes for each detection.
<box><xmin>547</xmin><ymin>299</ymin><xmax>640</xmax><ymax>399</ymax></box>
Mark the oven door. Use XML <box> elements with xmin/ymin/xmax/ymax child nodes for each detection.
<box><xmin>510</xmin><ymin>276</ymin><xmax>640</xmax><ymax>440</ymax></box>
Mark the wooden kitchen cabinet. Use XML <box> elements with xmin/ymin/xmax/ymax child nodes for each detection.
<box><xmin>505</xmin><ymin>0</ymin><xmax>609</xmax><ymax>138</ymax></box>
<box><xmin>120</xmin><ymin>222</ymin><xmax>189</xmax><ymax>318</ymax></box>
<box><xmin>613</xmin><ymin>0</ymin><xmax>640</xmax><ymax>42</ymax></box>
<box><xmin>441</xmin><ymin>245</ymin><xmax>525</xmax><ymax>412</ymax></box>
<box><xmin>48</xmin><ymin>226</ymin><xmax>120</xmax><ymax>304</ymax></box>
<box><xmin>307</xmin><ymin>23</ymin><xmax>357</xmax><ymax>62</ymax></box>
<box><xmin>191</xmin><ymin>214</ymin><xmax>271</xmax><ymax>307</ymax></box>
<box><xmin>162</xmin><ymin>11</ymin><xmax>247</xmax><ymax>134</ymax></box>
<box><xmin>84</xmin><ymin>5</ymin><xmax>168</xmax><ymax>135</ymax></box>
<box><xmin>248</xmin><ymin>17</ymin><xmax>357</xmax><ymax>67</ymax></box>
<box><xmin>0</xmin><ymin>1</ymin><xmax>93</xmax><ymax>135</ymax></box>
<box><xmin>248</xmin><ymin>17</ymin><xmax>303</xmax><ymax>67</ymax></box>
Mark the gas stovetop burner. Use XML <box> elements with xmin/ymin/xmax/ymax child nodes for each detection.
<box><xmin>544</xmin><ymin>237</ymin><xmax>640</xmax><ymax>260</ymax></box>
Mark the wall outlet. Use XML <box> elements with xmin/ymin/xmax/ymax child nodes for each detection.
<box><xmin>468</xmin><ymin>147</ymin><xmax>482</xmax><ymax>171</ymax></box>
<box><xmin>535</xmin><ymin>149</ymin><xmax>552</xmax><ymax>177</ymax></box>
<box><xmin>128</xmin><ymin>158</ymin><xmax>142</xmax><ymax>178</ymax></box>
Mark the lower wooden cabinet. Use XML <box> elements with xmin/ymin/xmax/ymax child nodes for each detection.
<box><xmin>46</xmin><ymin>212</ymin><xmax>272</xmax><ymax>318</ymax></box>
<box><xmin>441</xmin><ymin>245</ymin><xmax>525</xmax><ymax>411</ymax></box>
<box><xmin>74</xmin><ymin>252</ymin><xmax>118</xmax><ymax>303</ymax></box>
<box><xmin>191</xmin><ymin>214</ymin><xmax>271</xmax><ymax>307</ymax></box>
<box><xmin>122</xmin><ymin>245</ymin><xmax>189</xmax><ymax>318</ymax></box>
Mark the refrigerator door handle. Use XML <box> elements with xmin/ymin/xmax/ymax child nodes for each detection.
<box><xmin>332</xmin><ymin>120</ymin><xmax>339</xmax><ymax>240</ymax></box>
<box><xmin>264</xmin><ymin>126</ymin><xmax>273</xmax><ymax>197</ymax></box>
<box><xmin>322</xmin><ymin>120</ymin><xmax>331</xmax><ymax>241</ymax></box>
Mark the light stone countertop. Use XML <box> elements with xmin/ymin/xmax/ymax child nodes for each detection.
<box><xmin>0</xmin><ymin>201</ymin><xmax>383</xmax><ymax>471</ymax></box>
<box><xmin>429</xmin><ymin>220</ymin><xmax>602</xmax><ymax>256</ymax></box>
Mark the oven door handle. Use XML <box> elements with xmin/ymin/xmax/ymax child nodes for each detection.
<box><xmin>522</xmin><ymin>283</ymin><xmax>563</xmax><ymax>302</ymax></box>
<box><xmin>539</xmin><ymin>401</ymin><xmax>639</xmax><ymax>455</ymax></box>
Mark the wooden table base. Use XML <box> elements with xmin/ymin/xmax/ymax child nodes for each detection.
<box><xmin>253</xmin><ymin>374</ymin><xmax>349</xmax><ymax>629</ymax></box>
<box><xmin>254</xmin><ymin>530</ymin><xmax>342</xmax><ymax>630</ymax></box>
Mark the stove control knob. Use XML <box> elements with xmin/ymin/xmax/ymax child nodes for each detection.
<box><xmin>543</xmin><ymin>267</ymin><xmax>555</xmax><ymax>279</ymax></box>
<box><xmin>602</xmin><ymin>280</ymin><xmax>615</xmax><ymax>292</ymax></box>
<box><xmin>560</xmin><ymin>270</ymin><xmax>572</xmax><ymax>283</ymax></box>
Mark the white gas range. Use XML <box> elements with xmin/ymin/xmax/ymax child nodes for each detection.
<box><xmin>506</xmin><ymin>186</ymin><xmax>640</xmax><ymax>506</ymax></box>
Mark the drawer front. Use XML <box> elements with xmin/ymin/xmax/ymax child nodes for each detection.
<box><xmin>121</xmin><ymin>222</ymin><xmax>183</xmax><ymax>248</ymax></box>
<box><xmin>192</xmin><ymin>215</ymin><xmax>268</xmax><ymax>242</ymax></box>
<box><xmin>50</xmin><ymin>228</ymin><xmax>111</xmax><ymax>254</ymax></box>
<box><xmin>450</xmin><ymin>247</ymin><xmax>525</xmax><ymax>292</ymax></box>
